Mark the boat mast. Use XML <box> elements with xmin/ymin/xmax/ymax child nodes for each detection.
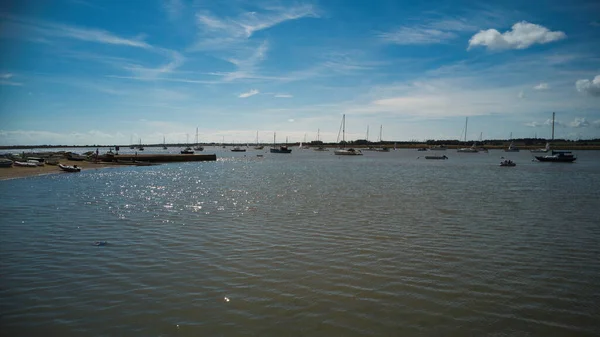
<box><xmin>379</xmin><ymin>124</ymin><xmax>383</xmax><ymax>143</ymax></box>
<box><xmin>464</xmin><ymin>117</ymin><xmax>468</xmax><ymax>142</ymax></box>
<box><xmin>342</xmin><ymin>114</ymin><xmax>346</xmax><ymax>146</ymax></box>
<box><xmin>366</xmin><ymin>125</ymin><xmax>369</xmax><ymax>141</ymax></box>
<box><xmin>551</xmin><ymin>112</ymin><xmax>555</xmax><ymax>140</ymax></box>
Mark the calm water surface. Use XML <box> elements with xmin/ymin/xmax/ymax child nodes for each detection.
<box><xmin>1</xmin><ymin>148</ymin><xmax>600</xmax><ymax>336</ymax></box>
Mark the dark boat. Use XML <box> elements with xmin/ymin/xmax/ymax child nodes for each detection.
<box><xmin>180</xmin><ymin>147</ymin><xmax>194</xmax><ymax>154</ymax></box>
<box><xmin>425</xmin><ymin>155</ymin><xmax>448</xmax><ymax>160</ymax></box>
<box><xmin>270</xmin><ymin>132</ymin><xmax>292</xmax><ymax>153</ymax></box>
<box><xmin>535</xmin><ymin>151</ymin><xmax>576</xmax><ymax>163</ymax></box>
<box><xmin>500</xmin><ymin>159</ymin><xmax>516</xmax><ymax>166</ymax></box>
<box><xmin>270</xmin><ymin>146</ymin><xmax>292</xmax><ymax>154</ymax></box>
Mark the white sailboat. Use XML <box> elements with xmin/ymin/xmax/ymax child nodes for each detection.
<box><xmin>505</xmin><ymin>132</ymin><xmax>519</xmax><ymax>152</ymax></box>
<box><xmin>457</xmin><ymin>117</ymin><xmax>478</xmax><ymax>153</ymax></box>
<box><xmin>334</xmin><ymin>114</ymin><xmax>362</xmax><ymax>155</ymax></box>
<box><xmin>531</xmin><ymin>112</ymin><xmax>554</xmax><ymax>153</ymax></box>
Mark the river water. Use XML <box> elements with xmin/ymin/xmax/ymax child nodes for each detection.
<box><xmin>1</xmin><ymin>148</ymin><xmax>599</xmax><ymax>336</ymax></box>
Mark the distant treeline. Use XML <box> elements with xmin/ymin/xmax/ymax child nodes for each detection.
<box><xmin>1</xmin><ymin>138</ymin><xmax>600</xmax><ymax>150</ymax></box>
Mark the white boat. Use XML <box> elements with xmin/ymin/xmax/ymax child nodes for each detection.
<box><xmin>531</xmin><ymin>142</ymin><xmax>550</xmax><ymax>153</ymax></box>
<box><xmin>505</xmin><ymin>133</ymin><xmax>520</xmax><ymax>152</ymax></box>
<box><xmin>14</xmin><ymin>161</ymin><xmax>39</xmax><ymax>167</ymax></box>
<box><xmin>457</xmin><ymin>117</ymin><xmax>479</xmax><ymax>153</ymax></box>
<box><xmin>334</xmin><ymin>114</ymin><xmax>362</xmax><ymax>156</ymax></box>
<box><xmin>59</xmin><ymin>164</ymin><xmax>81</xmax><ymax>172</ymax></box>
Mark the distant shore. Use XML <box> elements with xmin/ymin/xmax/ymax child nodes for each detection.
<box><xmin>2</xmin><ymin>142</ymin><xmax>600</xmax><ymax>151</ymax></box>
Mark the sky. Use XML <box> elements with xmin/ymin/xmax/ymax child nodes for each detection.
<box><xmin>1</xmin><ymin>0</ymin><xmax>599</xmax><ymax>145</ymax></box>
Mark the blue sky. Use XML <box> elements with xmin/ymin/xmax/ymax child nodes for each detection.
<box><xmin>1</xmin><ymin>0</ymin><xmax>599</xmax><ymax>145</ymax></box>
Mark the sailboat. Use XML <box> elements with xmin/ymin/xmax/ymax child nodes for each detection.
<box><xmin>193</xmin><ymin>128</ymin><xmax>204</xmax><ymax>151</ymax></box>
<box><xmin>270</xmin><ymin>132</ymin><xmax>292</xmax><ymax>153</ymax></box>
<box><xmin>504</xmin><ymin>132</ymin><xmax>520</xmax><ymax>152</ymax></box>
<box><xmin>181</xmin><ymin>134</ymin><xmax>194</xmax><ymax>154</ymax></box>
<box><xmin>313</xmin><ymin>129</ymin><xmax>328</xmax><ymax>151</ymax></box>
<box><xmin>299</xmin><ymin>134</ymin><xmax>310</xmax><ymax>149</ymax></box>
<box><xmin>531</xmin><ymin>112</ymin><xmax>554</xmax><ymax>153</ymax></box>
<box><xmin>162</xmin><ymin>136</ymin><xmax>167</xmax><ymax>150</ymax></box>
<box><xmin>138</xmin><ymin>138</ymin><xmax>144</xmax><ymax>151</ymax></box>
<box><xmin>334</xmin><ymin>114</ymin><xmax>362</xmax><ymax>155</ymax></box>
<box><xmin>457</xmin><ymin>117</ymin><xmax>478</xmax><ymax>153</ymax></box>
<box><xmin>375</xmin><ymin>125</ymin><xmax>389</xmax><ymax>152</ymax></box>
<box><xmin>254</xmin><ymin>131</ymin><xmax>264</xmax><ymax>150</ymax></box>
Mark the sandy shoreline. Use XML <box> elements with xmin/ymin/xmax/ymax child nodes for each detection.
<box><xmin>0</xmin><ymin>160</ymin><xmax>134</xmax><ymax>181</ymax></box>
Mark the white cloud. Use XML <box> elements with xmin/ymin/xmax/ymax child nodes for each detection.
<box><xmin>468</xmin><ymin>21</ymin><xmax>566</xmax><ymax>50</ymax></box>
<box><xmin>379</xmin><ymin>27</ymin><xmax>457</xmax><ymax>45</ymax></box>
<box><xmin>575</xmin><ymin>75</ymin><xmax>600</xmax><ymax>96</ymax></box>
<box><xmin>533</xmin><ymin>82</ymin><xmax>549</xmax><ymax>90</ymax></box>
<box><xmin>275</xmin><ymin>94</ymin><xmax>293</xmax><ymax>98</ymax></box>
<box><xmin>1</xmin><ymin>14</ymin><xmax>151</xmax><ymax>48</ymax></box>
<box><xmin>379</xmin><ymin>18</ymin><xmax>479</xmax><ymax>45</ymax></box>
<box><xmin>193</xmin><ymin>5</ymin><xmax>318</xmax><ymax>49</ymax></box>
<box><xmin>0</xmin><ymin>73</ymin><xmax>22</xmax><ymax>86</ymax></box>
<box><xmin>518</xmin><ymin>90</ymin><xmax>525</xmax><ymax>99</ymax></box>
<box><xmin>239</xmin><ymin>89</ymin><xmax>259</xmax><ymax>98</ymax></box>
<box><xmin>570</xmin><ymin>117</ymin><xmax>590</xmax><ymax>128</ymax></box>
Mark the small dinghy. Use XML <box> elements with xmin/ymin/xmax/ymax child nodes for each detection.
<box><xmin>14</xmin><ymin>161</ymin><xmax>38</xmax><ymax>167</ymax></box>
<box><xmin>425</xmin><ymin>155</ymin><xmax>448</xmax><ymax>160</ymax></box>
<box><xmin>59</xmin><ymin>164</ymin><xmax>81</xmax><ymax>172</ymax></box>
<box><xmin>94</xmin><ymin>241</ymin><xmax>108</xmax><ymax>246</ymax></box>
<box><xmin>500</xmin><ymin>160</ymin><xmax>516</xmax><ymax>167</ymax></box>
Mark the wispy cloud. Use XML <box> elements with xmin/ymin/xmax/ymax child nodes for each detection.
<box><xmin>379</xmin><ymin>27</ymin><xmax>458</xmax><ymax>45</ymax></box>
<box><xmin>1</xmin><ymin>14</ymin><xmax>185</xmax><ymax>79</ymax></box>
<box><xmin>239</xmin><ymin>89</ymin><xmax>259</xmax><ymax>98</ymax></box>
<box><xmin>0</xmin><ymin>73</ymin><xmax>23</xmax><ymax>86</ymax></box>
<box><xmin>468</xmin><ymin>21</ymin><xmax>566</xmax><ymax>50</ymax></box>
<box><xmin>274</xmin><ymin>94</ymin><xmax>293</xmax><ymax>98</ymax></box>
<box><xmin>379</xmin><ymin>16</ymin><xmax>484</xmax><ymax>45</ymax></box>
<box><xmin>192</xmin><ymin>4</ymin><xmax>318</xmax><ymax>50</ymax></box>
<box><xmin>1</xmin><ymin>13</ymin><xmax>151</xmax><ymax>48</ymax></box>
<box><xmin>533</xmin><ymin>82</ymin><xmax>549</xmax><ymax>90</ymax></box>
<box><xmin>575</xmin><ymin>75</ymin><xmax>600</xmax><ymax>96</ymax></box>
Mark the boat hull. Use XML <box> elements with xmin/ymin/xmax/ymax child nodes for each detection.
<box><xmin>535</xmin><ymin>156</ymin><xmax>576</xmax><ymax>162</ymax></box>
<box><xmin>334</xmin><ymin>149</ymin><xmax>362</xmax><ymax>155</ymax></box>
<box><xmin>270</xmin><ymin>148</ymin><xmax>292</xmax><ymax>153</ymax></box>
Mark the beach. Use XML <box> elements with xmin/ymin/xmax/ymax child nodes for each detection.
<box><xmin>0</xmin><ymin>160</ymin><xmax>127</xmax><ymax>180</ymax></box>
